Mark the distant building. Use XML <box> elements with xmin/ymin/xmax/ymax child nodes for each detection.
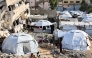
<box><xmin>28</xmin><ymin>0</ymin><xmax>50</xmax><ymax>10</ymax></box>
<box><xmin>62</xmin><ymin>0</ymin><xmax>89</xmax><ymax>5</ymax></box>
<box><xmin>28</xmin><ymin>0</ymin><xmax>90</xmax><ymax>10</ymax></box>
<box><xmin>57</xmin><ymin>0</ymin><xmax>90</xmax><ymax>11</ymax></box>
<box><xmin>28</xmin><ymin>0</ymin><xmax>63</xmax><ymax>10</ymax></box>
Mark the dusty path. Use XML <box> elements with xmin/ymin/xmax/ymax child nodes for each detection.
<box><xmin>39</xmin><ymin>48</ymin><xmax>53</xmax><ymax>58</ymax></box>
<box><xmin>38</xmin><ymin>40</ymin><xmax>92</xmax><ymax>58</ymax></box>
<box><xmin>86</xmin><ymin>40</ymin><xmax>92</xmax><ymax>53</ymax></box>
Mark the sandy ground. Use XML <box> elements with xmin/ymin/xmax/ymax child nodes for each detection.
<box><xmin>38</xmin><ymin>40</ymin><xmax>92</xmax><ymax>58</ymax></box>
<box><xmin>0</xmin><ymin>31</ymin><xmax>92</xmax><ymax>58</ymax></box>
<box><xmin>86</xmin><ymin>40</ymin><xmax>92</xmax><ymax>53</ymax></box>
<box><xmin>39</xmin><ymin>48</ymin><xmax>53</xmax><ymax>58</ymax></box>
<box><xmin>29</xmin><ymin>32</ymin><xmax>92</xmax><ymax>58</ymax></box>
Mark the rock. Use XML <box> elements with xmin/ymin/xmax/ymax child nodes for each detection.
<box><xmin>59</xmin><ymin>53</ymin><xmax>63</xmax><ymax>56</ymax></box>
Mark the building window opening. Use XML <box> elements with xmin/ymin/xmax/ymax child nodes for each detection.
<box><xmin>2</xmin><ymin>14</ymin><xmax>5</xmax><ymax>20</ymax></box>
<box><xmin>19</xmin><ymin>1</ymin><xmax>22</xmax><ymax>4</ymax></box>
<box><xmin>25</xmin><ymin>1</ymin><xmax>29</xmax><ymax>4</ymax></box>
<box><xmin>11</xmin><ymin>5</ymin><xmax>14</xmax><ymax>10</ymax></box>
<box><xmin>64</xmin><ymin>1</ymin><xmax>68</xmax><ymax>3</ymax></box>
<box><xmin>0</xmin><ymin>5</ymin><xmax>4</xmax><ymax>9</ymax></box>
<box><xmin>59</xmin><ymin>0</ymin><xmax>62</xmax><ymax>2</ymax></box>
<box><xmin>8</xmin><ymin>6</ymin><xmax>11</xmax><ymax>11</ymax></box>
<box><xmin>70</xmin><ymin>1</ymin><xmax>74</xmax><ymax>3</ymax></box>
<box><xmin>76</xmin><ymin>1</ymin><xmax>80</xmax><ymax>3</ymax></box>
<box><xmin>26</xmin><ymin>9</ymin><xmax>29</xmax><ymax>14</ymax></box>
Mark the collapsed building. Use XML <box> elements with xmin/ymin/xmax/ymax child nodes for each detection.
<box><xmin>0</xmin><ymin>0</ymin><xmax>31</xmax><ymax>48</ymax></box>
<box><xmin>0</xmin><ymin>0</ymin><xmax>30</xmax><ymax>30</ymax></box>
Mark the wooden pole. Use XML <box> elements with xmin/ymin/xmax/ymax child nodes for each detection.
<box><xmin>59</xmin><ymin>37</ymin><xmax>62</xmax><ymax>53</ymax></box>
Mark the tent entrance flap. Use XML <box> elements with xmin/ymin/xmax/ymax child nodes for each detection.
<box><xmin>23</xmin><ymin>42</ymin><xmax>30</xmax><ymax>54</ymax></box>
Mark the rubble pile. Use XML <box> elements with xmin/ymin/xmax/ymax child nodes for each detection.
<box><xmin>0</xmin><ymin>52</ymin><xmax>17</xmax><ymax>58</ymax></box>
<box><xmin>61</xmin><ymin>50</ymin><xmax>92</xmax><ymax>58</ymax></box>
<box><xmin>0</xmin><ymin>46</ymin><xmax>92</xmax><ymax>58</ymax></box>
<box><xmin>39</xmin><ymin>43</ymin><xmax>55</xmax><ymax>49</ymax></box>
<box><xmin>0</xmin><ymin>51</ymin><xmax>31</xmax><ymax>58</ymax></box>
<box><xmin>51</xmin><ymin>49</ymin><xmax>92</xmax><ymax>58</ymax></box>
<box><xmin>39</xmin><ymin>43</ymin><xmax>92</xmax><ymax>58</ymax></box>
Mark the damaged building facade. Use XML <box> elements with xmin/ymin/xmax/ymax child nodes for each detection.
<box><xmin>0</xmin><ymin>0</ymin><xmax>30</xmax><ymax>30</ymax></box>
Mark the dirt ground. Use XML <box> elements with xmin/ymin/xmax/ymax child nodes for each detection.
<box><xmin>86</xmin><ymin>40</ymin><xmax>92</xmax><ymax>53</ymax></box>
<box><xmin>39</xmin><ymin>48</ymin><xmax>53</xmax><ymax>58</ymax></box>
<box><xmin>38</xmin><ymin>40</ymin><xmax>92</xmax><ymax>58</ymax></box>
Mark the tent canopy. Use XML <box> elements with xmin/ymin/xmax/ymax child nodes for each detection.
<box><xmin>53</xmin><ymin>29</ymin><xmax>66</xmax><ymax>40</ymax></box>
<box><xmin>2</xmin><ymin>33</ymin><xmax>39</xmax><ymax>56</ymax></box>
<box><xmin>82</xmin><ymin>17</ymin><xmax>92</xmax><ymax>22</ymax></box>
<box><xmin>30</xmin><ymin>15</ymin><xmax>47</xmax><ymax>20</ymax></box>
<box><xmin>60</xmin><ymin>11</ymin><xmax>72</xmax><ymax>19</ymax></box>
<box><xmin>81</xmin><ymin>14</ymin><xmax>92</xmax><ymax>34</ymax></box>
<box><xmin>70</xmin><ymin>11</ymin><xmax>84</xmax><ymax>16</ymax></box>
<box><xmin>35</xmin><ymin>20</ymin><xmax>52</xmax><ymax>26</ymax></box>
<box><xmin>62</xmin><ymin>30</ymin><xmax>91</xmax><ymax>50</ymax></box>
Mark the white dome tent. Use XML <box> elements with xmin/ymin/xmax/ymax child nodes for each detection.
<box><xmin>60</xmin><ymin>11</ymin><xmax>72</xmax><ymax>20</ymax></box>
<box><xmin>2</xmin><ymin>33</ymin><xmax>39</xmax><ymax>56</ymax></box>
<box><xmin>30</xmin><ymin>15</ymin><xmax>47</xmax><ymax>20</ymax></box>
<box><xmin>62</xmin><ymin>30</ymin><xmax>91</xmax><ymax>50</ymax></box>
<box><xmin>82</xmin><ymin>14</ymin><xmax>92</xmax><ymax>34</ymax></box>
<box><xmin>35</xmin><ymin>20</ymin><xmax>52</xmax><ymax>26</ymax></box>
<box><xmin>34</xmin><ymin>20</ymin><xmax>52</xmax><ymax>33</ymax></box>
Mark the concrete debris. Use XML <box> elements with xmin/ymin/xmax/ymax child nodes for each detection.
<box><xmin>39</xmin><ymin>43</ymin><xmax>92</xmax><ymax>58</ymax></box>
<box><xmin>0</xmin><ymin>53</ymin><xmax>17</xmax><ymax>58</ymax></box>
<box><xmin>0</xmin><ymin>32</ymin><xmax>91</xmax><ymax>58</ymax></box>
<box><xmin>0</xmin><ymin>52</ymin><xmax>31</xmax><ymax>58</ymax></box>
<box><xmin>13</xmin><ymin>24</ymin><xmax>23</xmax><ymax>33</ymax></box>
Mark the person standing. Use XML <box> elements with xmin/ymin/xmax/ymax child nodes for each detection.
<box><xmin>59</xmin><ymin>37</ymin><xmax>63</xmax><ymax>53</ymax></box>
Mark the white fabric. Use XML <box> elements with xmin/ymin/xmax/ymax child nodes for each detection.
<box><xmin>69</xmin><ymin>18</ymin><xmax>78</xmax><ymax>22</ymax></box>
<box><xmin>53</xmin><ymin>29</ymin><xmax>66</xmax><ymax>40</ymax></box>
<box><xmin>82</xmin><ymin>14</ymin><xmax>92</xmax><ymax>19</ymax></box>
<box><xmin>30</xmin><ymin>22</ymin><xmax>36</xmax><ymax>26</ymax></box>
<box><xmin>22</xmin><ymin>20</ymin><xmax>26</xmax><ymax>24</ymax></box>
<box><xmin>19</xmin><ymin>17</ymin><xmax>22</xmax><ymax>23</ymax></box>
<box><xmin>70</xmin><ymin>11</ymin><xmax>84</xmax><ymax>16</ymax></box>
<box><xmin>17</xmin><ymin>43</ymin><xmax>24</xmax><ymax>55</ymax></box>
<box><xmin>35</xmin><ymin>20</ymin><xmax>52</xmax><ymax>26</ymax></box>
<box><xmin>60</xmin><ymin>11</ymin><xmax>72</xmax><ymax>19</ymax></box>
<box><xmin>15</xmin><ymin>4</ymin><xmax>18</xmax><ymax>7</ymax></box>
<box><xmin>30</xmin><ymin>15</ymin><xmax>47</xmax><ymax>19</ymax></box>
<box><xmin>2</xmin><ymin>33</ymin><xmax>39</xmax><ymax>56</ymax></box>
<box><xmin>63</xmin><ymin>25</ymin><xmax>77</xmax><ymax>31</ymax></box>
<box><xmin>62</xmin><ymin>30</ymin><xmax>91</xmax><ymax>50</ymax></box>
<box><xmin>30</xmin><ymin>40</ymin><xmax>38</xmax><ymax>53</ymax></box>
<box><xmin>82</xmin><ymin>18</ymin><xmax>92</xmax><ymax>22</ymax></box>
<box><xmin>82</xmin><ymin>14</ymin><xmax>92</xmax><ymax>34</ymax></box>
<box><xmin>59</xmin><ymin>21</ymin><xmax>91</xmax><ymax>27</ymax></box>
<box><xmin>57</xmin><ymin>11</ymin><xmax>62</xmax><ymax>14</ymax></box>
